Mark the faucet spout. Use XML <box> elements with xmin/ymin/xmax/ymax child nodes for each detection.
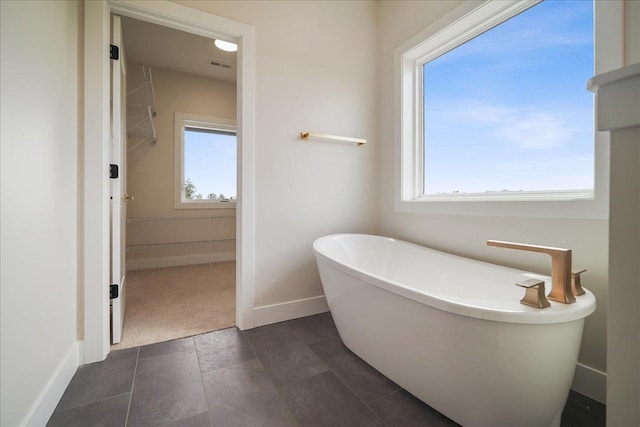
<box><xmin>487</xmin><ymin>240</ymin><xmax>576</xmax><ymax>304</ymax></box>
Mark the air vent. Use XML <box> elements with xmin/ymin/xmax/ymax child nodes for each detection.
<box><xmin>209</xmin><ymin>60</ymin><xmax>232</xmax><ymax>69</ymax></box>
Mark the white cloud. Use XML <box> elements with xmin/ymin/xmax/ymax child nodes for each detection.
<box><xmin>496</xmin><ymin>112</ymin><xmax>577</xmax><ymax>149</ymax></box>
<box><xmin>430</xmin><ymin>99</ymin><xmax>588</xmax><ymax>150</ymax></box>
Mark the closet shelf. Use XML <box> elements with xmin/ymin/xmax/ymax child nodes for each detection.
<box><xmin>127</xmin><ymin>65</ymin><xmax>157</xmax><ymax>151</ymax></box>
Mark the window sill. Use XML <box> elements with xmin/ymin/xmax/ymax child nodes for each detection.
<box><xmin>395</xmin><ymin>190</ymin><xmax>608</xmax><ymax>219</ymax></box>
<box><xmin>418</xmin><ymin>190</ymin><xmax>594</xmax><ymax>202</ymax></box>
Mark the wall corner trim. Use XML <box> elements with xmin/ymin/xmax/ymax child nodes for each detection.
<box><xmin>22</xmin><ymin>341</ymin><xmax>83</xmax><ymax>427</ymax></box>
<box><xmin>253</xmin><ymin>295</ymin><xmax>329</xmax><ymax>328</ymax></box>
<box><xmin>572</xmin><ymin>362</ymin><xmax>606</xmax><ymax>405</ymax></box>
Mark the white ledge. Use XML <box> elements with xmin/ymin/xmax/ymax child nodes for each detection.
<box><xmin>587</xmin><ymin>63</ymin><xmax>640</xmax><ymax>93</ymax></box>
<box><xmin>588</xmin><ymin>63</ymin><xmax>640</xmax><ymax>131</ymax></box>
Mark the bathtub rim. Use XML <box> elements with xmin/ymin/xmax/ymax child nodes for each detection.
<box><xmin>313</xmin><ymin>233</ymin><xmax>596</xmax><ymax>325</ymax></box>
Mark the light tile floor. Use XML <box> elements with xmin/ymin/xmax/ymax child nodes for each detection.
<box><xmin>48</xmin><ymin>313</ymin><xmax>605</xmax><ymax>426</ymax></box>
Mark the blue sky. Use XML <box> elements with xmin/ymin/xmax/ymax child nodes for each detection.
<box><xmin>423</xmin><ymin>0</ymin><xmax>594</xmax><ymax>194</ymax></box>
<box><xmin>184</xmin><ymin>129</ymin><xmax>236</xmax><ymax>199</ymax></box>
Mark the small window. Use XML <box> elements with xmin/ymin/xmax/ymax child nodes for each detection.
<box><xmin>174</xmin><ymin>113</ymin><xmax>236</xmax><ymax>209</ymax></box>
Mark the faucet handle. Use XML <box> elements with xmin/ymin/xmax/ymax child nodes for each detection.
<box><xmin>516</xmin><ymin>279</ymin><xmax>551</xmax><ymax>309</ymax></box>
<box><xmin>571</xmin><ymin>269</ymin><xmax>587</xmax><ymax>296</ymax></box>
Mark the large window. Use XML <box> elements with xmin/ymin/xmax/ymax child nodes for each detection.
<box><xmin>174</xmin><ymin>113</ymin><xmax>236</xmax><ymax>209</ymax></box>
<box><xmin>396</xmin><ymin>0</ymin><xmax>617</xmax><ymax>218</ymax></box>
<box><xmin>423</xmin><ymin>0</ymin><xmax>593</xmax><ymax>195</ymax></box>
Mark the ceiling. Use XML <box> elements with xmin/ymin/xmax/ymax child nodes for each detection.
<box><xmin>121</xmin><ymin>16</ymin><xmax>237</xmax><ymax>82</ymax></box>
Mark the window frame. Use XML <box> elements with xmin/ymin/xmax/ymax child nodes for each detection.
<box><xmin>394</xmin><ymin>0</ymin><xmax>619</xmax><ymax>219</ymax></box>
<box><xmin>174</xmin><ymin>112</ymin><xmax>237</xmax><ymax>210</ymax></box>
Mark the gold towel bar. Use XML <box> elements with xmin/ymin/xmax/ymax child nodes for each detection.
<box><xmin>300</xmin><ymin>132</ymin><xmax>366</xmax><ymax>146</ymax></box>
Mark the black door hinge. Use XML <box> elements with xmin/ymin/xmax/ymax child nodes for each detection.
<box><xmin>110</xmin><ymin>284</ymin><xmax>119</xmax><ymax>299</ymax></box>
<box><xmin>110</xmin><ymin>44</ymin><xmax>119</xmax><ymax>60</ymax></box>
<box><xmin>110</xmin><ymin>164</ymin><xmax>119</xmax><ymax>179</ymax></box>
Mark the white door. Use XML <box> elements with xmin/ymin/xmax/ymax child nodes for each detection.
<box><xmin>110</xmin><ymin>14</ymin><xmax>127</xmax><ymax>344</ymax></box>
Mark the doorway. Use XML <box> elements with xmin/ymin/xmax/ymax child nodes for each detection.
<box><xmin>110</xmin><ymin>15</ymin><xmax>239</xmax><ymax>349</ymax></box>
<box><xmin>83</xmin><ymin>0</ymin><xmax>256</xmax><ymax>363</ymax></box>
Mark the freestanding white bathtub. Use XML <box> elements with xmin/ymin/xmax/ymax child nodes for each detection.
<box><xmin>313</xmin><ymin>234</ymin><xmax>596</xmax><ymax>427</ymax></box>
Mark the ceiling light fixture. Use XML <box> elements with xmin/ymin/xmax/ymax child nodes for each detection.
<box><xmin>214</xmin><ymin>39</ymin><xmax>238</xmax><ymax>52</ymax></box>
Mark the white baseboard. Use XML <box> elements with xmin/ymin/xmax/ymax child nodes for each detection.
<box><xmin>572</xmin><ymin>362</ymin><xmax>606</xmax><ymax>404</ymax></box>
<box><xmin>253</xmin><ymin>295</ymin><xmax>329</xmax><ymax>327</ymax></box>
<box><xmin>23</xmin><ymin>341</ymin><xmax>83</xmax><ymax>427</ymax></box>
<box><xmin>127</xmin><ymin>251</ymin><xmax>236</xmax><ymax>271</ymax></box>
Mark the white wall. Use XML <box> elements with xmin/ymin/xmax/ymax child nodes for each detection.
<box><xmin>606</xmin><ymin>2</ymin><xmax>640</xmax><ymax>420</ymax></box>
<box><xmin>377</xmin><ymin>0</ymin><xmax>609</xmax><ymax>401</ymax></box>
<box><xmin>126</xmin><ymin>63</ymin><xmax>237</xmax><ymax>269</ymax></box>
<box><xmin>173</xmin><ymin>0</ymin><xmax>379</xmax><ymax>307</ymax></box>
<box><xmin>607</xmin><ymin>125</ymin><xmax>640</xmax><ymax>425</ymax></box>
<box><xmin>0</xmin><ymin>1</ymin><xmax>81</xmax><ymax>425</ymax></box>
<box><xmin>625</xmin><ymin>0</ymin><xmax>640</xmax><ymax>65</ymax></box>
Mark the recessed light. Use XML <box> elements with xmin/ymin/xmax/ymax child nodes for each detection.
<box><xmin>214</xmin><ymin>39</ymin><xmax>237</xmax><ymax>52</ymax></box>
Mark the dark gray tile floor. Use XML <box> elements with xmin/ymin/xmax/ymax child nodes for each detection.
<box><xmin>48</xmin><ymin>313</ymin><xmax>605</xmax><ymax>426</ymax></box>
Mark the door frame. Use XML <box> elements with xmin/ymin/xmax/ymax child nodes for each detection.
<box><xmin>83</xmin><ymin>0</ymin><xmax>256</xmax><ymax>363</ymax></box>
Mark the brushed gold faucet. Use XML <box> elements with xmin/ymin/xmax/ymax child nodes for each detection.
<box><xmin>516</xmin><ymin>278</ymin><xmax>551</xmax><ymax>308</ymax></box>
<box><xmin>487</xmin><ymin>240</ymin><xmax>576</xmax><ymax>304</ymax></box>
<box><xmin>571</xmin><ymin>269</ymin><xmax>587</xmax><ymax>296</ymax></box>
